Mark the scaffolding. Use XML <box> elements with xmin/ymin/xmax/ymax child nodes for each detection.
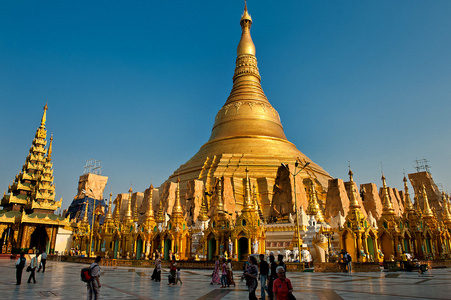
<box><xmin>413</xmin><ymin>158</ymin><xmax>431</xmax><ymax>174</ymax></box>
<box><xmin>83</xmin><ymin>159</ymin><xmax>102</xmax><ymax>175</ymax></box>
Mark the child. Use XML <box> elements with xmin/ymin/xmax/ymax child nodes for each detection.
<box><xmin>176</xmin><ymin>267</ymin><xmax>182</xmax><ymax>284</ymax></box>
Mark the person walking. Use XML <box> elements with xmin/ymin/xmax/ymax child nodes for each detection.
<box><xmin>87</xmin><ymin>256</ymin><xmax>102</xmax><ymax>300</ymax></box>
<box><xmin>176</xmin><ymin>267</ymin><xmax>182</xmax><ymax>284</ymax></box>
<box><xmin>268</xmin><ymin>254</ymin><xmax>278</xmax><ymax>300</ymax></box>
<box><xmin>38</xmin><ymin>251</ymin><xmax>47</xmax><ymax>273</ymax></box>
<box><xmin>220</xmin><ymin>258</ymin><xmax>228</xmax><ymax>288</ymax></box>
<box><xmin>259</xmin><ymin>254</ymin><xmax>269</xmax><ymax>300</ymax></box>
<box><xmin>27</xmin><ymin>253</ymin><xmax>39</xmax><ymax>284</ymax></box>
<box><xmin>151</xmin><ymin>253</ymin><xmax>161</xmax><ymax>282</ymax></box>
<box><xmin>277</xmin><ymin>254</ymin><xmax>286</xmax><ymax>273</ymax></box>
<box><xmin>226</xmin><ymin>258</ymin><xmax>235</xmax><ymax>287</ymax></box>
<box><xmin>273</xmin><ymin>266</ymin><xmax>293</xmax><ymax>300</ymax></box>
<box><xmin>346</xmin><ymin>252</ymin><xmax>352</xmax><ymax>273</ymax></box>
<box><xmin>210</xmin><ymin>256</ymin><xmax>221</xmax><ymax>285</ymax></box>
<box><xmin>15</xmin><ymin>252</ymin><xmax>26</xmax><ymax>285</ymax></box>
<box><xmin>168</xmin><ymin>256</ymin><xmax>177</xmax><ymax>285</ymax></box>
<box><xmin>244</xmin><ymin>255</ymin><xmax>259</xmax><ymax>300</ymax></box>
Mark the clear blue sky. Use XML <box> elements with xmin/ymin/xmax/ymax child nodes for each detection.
<box><xmin>1</xmin><ymin>1</ymin><xmax>451</xmax><ymax>209</ymax></box>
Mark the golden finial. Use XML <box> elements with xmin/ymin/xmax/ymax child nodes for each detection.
<box><xmin>146</xmin><ymin>185</ymin><xmax>154</xmax><ymax>218</ymax></box>
<box><xmin>198</xmin><ymin>194</ymin><xmax>209</xmax><ymax>222</ymax></box>
<box><xmin>422</xmin><ymin>184</ymin><xmax>433</xmax><ymax>218</ymax></box>
<box><xmin>403</xmin><ymin>175</ymin><xmax>414</xmax><ymax>211</ymax></box>
<box><xmin>216</xmin><ymin>177</ymin><xmax>224</xmax><ymax>213</ymax></box>
<box><xmin>348</xmin><ymin>168</ymin><xmax>360</xmax><ymax>209</ymax></box>
<box><xmin>105</xmin><ymin>192</ymin><xmax>113</xmax><ymax>220</ymax></box>
<box><xmin>40</xmin><ymin>102</ymin><xmax>48</xmax><ymax>127</ymax></box>
<box><xmin>124</xmin><ymin>186</ymin><xmax>133</xmax><ymax>220</ymax></box>
<box><xmin>381</xmin><ymin>173</ymin><xmax>394</xmax><ymax>214</ymax></box>
<box><xmin>237</xmin><ymin>0</ymin><xmax>255</xmax><ymax>56</ymax></box>
<box><xmin>47</xmin><ymin>133</ymin><xmax>53</xmax><ymax>159</ymax></box>
<box><xmin>243</xmin><ymin>167</ymin><xmax>253</xmax><ymax>211</ymax></box>
<box><xmin>134</xmin><ymin>193</ymin><xmax>139</xmax><ymax>222</ymax></box>
<box><xmin>172</xmin><ymin>177</ymin><xmax>183</xmax><ymax>215</ymax></box>
<box><xmin>156</xmin><ymin>200</ymin><xmax>165</xmax><ymax>223</ymax></box>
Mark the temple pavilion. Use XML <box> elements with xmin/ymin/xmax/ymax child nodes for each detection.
<box><xmin>0</xmin><ymin>104</ymin><xmax>70</xmax><ymax>254</ymax></box>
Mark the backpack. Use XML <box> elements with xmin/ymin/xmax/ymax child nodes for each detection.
<box><xmin>81</xmin><ymin>264</ymin><xmax>95</xmax><ymax>282</ymax></box>
<box><xmin>346</xmin><ymin>254</ymin><xmax>352</xmax><ymax>263</ymax></box>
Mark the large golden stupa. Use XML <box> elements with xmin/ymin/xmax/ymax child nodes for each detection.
<box><xmin>160</xmin><ymin>4</ymin><xmax>332</xmax><ymax>220</ymax></box>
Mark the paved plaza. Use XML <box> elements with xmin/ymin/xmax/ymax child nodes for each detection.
<box><xmin>0</xmin><ymin>260</ymin><xmax>450</xmax><ymax>300</ymax></box>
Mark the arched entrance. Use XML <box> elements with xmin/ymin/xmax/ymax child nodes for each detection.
<box><xmin>113</xmin><ymin>239</ymin><xmax>119</xmax><ymax>258</ymax></box>
<box><xmin>136</xmin><ymin>239</ymin><xmax>143</xmax><ymax>260</ymax></box>
<box><xmin>208</xmin><ymin>237</ymin><xmax>216</xmax><ymax>260</ymax></box>
<box><xmin>30</xmin><ymin>226</ymin><xmax>48</xmax><ymax>253</ymax></box>
<box><xmin>238</xmin><ymin>237</ymin><xmax>248</xmax><ymax>261</ymax></box>
<box><xmin>367</xmin><ymin>235</ymin><xmax>375</xmax><ymax>259</ymax></box>
<box><xmin>164</xmin><ymin>238</ymin><xmax>172</xmax><ymax>260</ymax></box>
<box><xmin>0</xmin><ymin>227</ymin><xmax>12</xmax><ymax>254</ymax></box>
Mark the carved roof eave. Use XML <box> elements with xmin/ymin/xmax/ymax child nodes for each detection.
<box><xmin>21</xmin><ymin>212</ymin><xmax>70</xmax><ymax>226</ymax></box>
<box><xmin>0</xmin><ymin>214</ymin><xmax>18</xmax><ymax>224</ymax></box>
<box><xmin>26</xmin><ymin>199</ymin><xmax>61</xmax><ymax>211</ymax></box>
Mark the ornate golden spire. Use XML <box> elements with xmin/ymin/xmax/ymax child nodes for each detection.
<box><xmin>114</xmin><ymin>196</ymin><xmax>121</xmax><ymax>221</ymax></box>
<box><xmin>441</xmin><ymin>191</ymin><xmax>451</xmax><ymax>223</ymax></box>
<box><xmin>146</xmin><ymin>183</ymin><xmax>154</xmax><ymax>218</ymax></box>
<box><xmin>47</xmin><ymin>133</ymin><xmax>53</xmax><ymax>159</ymax></box>
<box><xmin>348</xmin><ymin>169</ymin><xmax>360</xmax><ymax>209</ymax></box>
<box><xmin>134</xmin><ymin>192</ymin><xmax>139</xmax><ymax>222</ymax></box>
<box><xmin>306</xmin><ymin>181</ymin><xmax>325</xmax><ymax>222</ymax></box>
<box><xmin>215</xmin><ymin>177</ymin><xmax>224</xmax><ymax>214</ymax></box>
<box><xmin>172</xmin><ymin>177</ymin><xmax>183</xmax><ymax>215</ymax></box>
<box><xmin>105</xmin><ymin>192</ymin><xmax>113</xmax><ymax>220</ymax></box>
<box><xmin>83</xmin><ymin>200</ymin><xmax>89</xmax><ymax>223</ymax></box>
<box><xmin>403</xmin><ymin>176</ymin><xmax>414</xmax><ymax>211</ymax></box>
<box><xmin>155</xmin><ymin>200</ymin><xmax>165</xmax><ymax>224</ymax></box>
<box><xmin>40</xmin><ymin>102</ymin><xmax>48</xmax><ymax>127</ymax></box>
<box><xmin>381</xmin><ymin>174</ymin><xmax>394</xmax><ymax>215</ymax></box>
<box><xmin>422</xmin><ymin>184</ymin><xmax>433</xmax><ymax>218</ymax></box>
<box><xmin>243</xmin><ymin>167</ymin><xmax>254</xmax><ymax>211</ymax></box>
<box><xmin>124</xmin><ymin>186</ymin><xmax>133</xmax><ymax>220</ymax></box>
<box><xmin>237</xmin><ymin>1</ymin><xmax>255</xmax><ymax>57</ymax></box>
<box><xmin>198</xmin><ymin>194</ymin><xmax>209</xmax><ymax>222</ymax></box>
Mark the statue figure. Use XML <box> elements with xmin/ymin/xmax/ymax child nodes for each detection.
<box><xmin>126</xmin><ymin>251</ymin><xmax>130</xmax><ymax>259</ymax></box>
<box><xmin>228</xmin><ymin>239</ymin><xmax>233</xmax><ymax>257</ymax></box>
<box><xmin>253</xmin><ymin>240</ymin><xmax>259</xmax><ymax>254</ymax></box>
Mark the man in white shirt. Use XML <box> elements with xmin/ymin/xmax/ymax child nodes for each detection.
<box><xmin>38</xmin><ymin>251</ymin><xmax>48</xmax><ymax>273</ymax></box>
<box><xmin>28</xmin><ymin>253</ymin><xmax>39</xmax><ymax>284</ymax></box>
<box><xmin>87</xmin><ymin>256</ymin><xmax>102</xmax><ymax>300</ymax></box>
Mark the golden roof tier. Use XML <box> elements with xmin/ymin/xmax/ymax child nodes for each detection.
<box><xmin>161</xmin><ymin>3</ymin><xmax>332</xmax><ymax>218</ymax></box>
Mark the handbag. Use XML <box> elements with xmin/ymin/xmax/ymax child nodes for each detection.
<box><xmin>26</xmin><ymin>266</ymin><xmax>32</xmax><ymax>272</ymax></box>
<box><xmin>288</xmin><ymin>293</ymin><xmax>297</xmax><ymax>300</ymax></box>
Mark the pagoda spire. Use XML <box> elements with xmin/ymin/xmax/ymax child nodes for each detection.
<box><xmin>198</xmin><ymin>193</ymin><xmax>209</xmax><ymax>222</ymax></box>
<box><xmin>172</xmin><ymin>177</ymin><xmax>183</xmax><ymax>215</ymax></box>
<box><xmin>306</xmin><ymin>181</ymin><xmax>325</xmax><ymax>223</ymax></box>
<box><xmin>403</xmin><ymin>176</ymin><xmax>414</xmax><ymax>211</ymax></box>
<box><xmin>124</xmin><ymin>186</ymin><xmax>133</xmax><ymax>220</ymax></box>
<box><xmin>155</xmin><ymin>200</ymin><xmax>165</xmax><ymax>224</ymax></box>
<box><xmin>215</xmin><ymin>177</ymin><xmax>224</xmax><ymax>214</ymax></box>
<box><xmin>47</xmin><ymin>133</ymin><xmax>53</xmax><ymax>159</ymax></box>
<box><xmin>40</xmin><ymin>102</ymin><xmax>48</xmax><ymax>127</ymax></box>
<box><xmin>134</xmin><ymin>192</ymin><xmax>139</xmax><ymax>222</ymax></box>
<box><xmin>105</xmin><ymin>192</ymin><xmax>113</xmax><ymax>220</ymax></box>
<box><xmin>243</xmin><ymin>168</ymin><xmax>254</xmax><ymax>211</ymax></box>
<box><xmin>441</xmin><ymin>191</ymin><xmax>451</xmax><ymax>223</ymax></box>
<box><xmin>381</xmin><ymin>174</ymin><xmax>394</xmax><ymax>215</ymax></box>
<box><xmin>421</xmin><ymin>184</ymin><xmax>434</xmax><ymax>218</ymax></box>
<box><xmin>348</xmin><ymin>169</ymin><xmax>360</xmax><ymax>209</ymax></box>
<box><xmin>146</xmin><ymin>183</ymin><xmax>154</xmax><ymax>218</ymax></box>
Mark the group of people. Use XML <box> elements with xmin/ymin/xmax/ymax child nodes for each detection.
<box><xmin>150</xmin><ymin>254</ymin><xmax>182</xmax><ymax>285</ymax></box>
<box><xmin>211</xmin><ymin>253</ymin><xmax>295</xmax><ymax>300</ymax></box>
<box><xmin>14</xmin><ymin>251</ymin><xmax>48</xmax><ymax>285</ymax></box>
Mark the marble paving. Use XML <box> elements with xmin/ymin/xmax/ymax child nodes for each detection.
<box><xmin>0</xmin><ymin>260</ymin><xmax>450</xmax><ymax>299</ymax></box>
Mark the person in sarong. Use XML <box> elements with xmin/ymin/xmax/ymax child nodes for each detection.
<box><xmin>210</xmin><ymin>256</ymin><xmax>221</xmax><ymax>285</ymax></box>
<box><xmin>151</xmin><ymin>253</ymin><xmax>161</xmax><ymax>282</ymax></box>
<box><xmin>244</xmin><ymin>255</ymin><xmax>259</xmax><ymax>300</ymax></box>
<box><xmin>226</xmin><ymin>258</ymin><xmax>235</xmax><ymax>287</ymax></box>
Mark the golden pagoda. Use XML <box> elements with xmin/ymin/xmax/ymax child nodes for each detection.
<box><xmin>419</xmin><ymin>184</ymin><xmax>439</xmax><ymax>258</ymax></box>
<box><xmin>377</xmin><ymin>174</ymin><xmax>401</xmax><ymax>260</ymax></box>
<box><xmin>203</xmin><ymin>177</ymin><xmax>232</xmax><ymax>259</ymax></box>
<box><xmin>400</xmin><ymin>176</ymin><xmax>420</xmax><ymax>258</ymax></box>
<box><xmin>0</xmin><ymin>104</ymin><xmax>69</xmax><ymax>254</ymax></box>
<box><xmin>230</xmin><ymin>168</ymin><xmax>265</xmax><ymax>260</ymax></box>
<box><xmin>159</xmin><ymin>2</ymin><xmax>332</xmax><ymax>226</ymax></box>
<box><xmin>339</xmin><ymin>169</ymin><xmax>378</xmax><ymax>262</ymax></box>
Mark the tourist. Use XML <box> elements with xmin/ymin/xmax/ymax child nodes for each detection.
<box><xmin>176</xmin><ymin>267</ymin><xmax>182</xmax><ymax>284</ymax></box>
<box><xmin>210</xmin><ymin>256</ymin><xmax>220</xmax><ymax>285</ymax></box>
<box><xmin>87</xmin><ymin>256</ymin><xmax>102</xmax><ymax>300</ymax></box>
<box><xmin>27</xmin><ymin>253</ymin><xmax>39</xmax><ymax>284</ymax></box>
<box><xmin>38</xmin><ymin>250</ymin><xmax>47</xmax><ymax>273</ymax></box>
<box><xmin>277</xmin><ymin>254</ymin><xmax>286</xmax><ymax>273</ymax></box>
<box><xmin>259</xmin><ymin>254</ymin><xmax>269</xmax><ymax>300</ymax></box>
<box><xmin>220</xmin><ymin>258</ymin><xmax>227</xmax><ymax>288</ymax></box>
<box><xmin>243</xmin><ymin>255</ymin><xmax>259</xmax><ymax>300</ymax></box>
<box><xmin>272</xmin><ymin>266</ymin><xmax>294</xmax><ymax>300</ymax></box>
<box><xmin>15</xmin><ymin>252</ymin><xmax>26</xmax><ymax>285</ymax></box>
<box><xmin>168</xmin><ymin>256</ymin><xmax>177</xmax><ymax>285</ymax></box>
<box><xmin>346</xmin><ymin>252</ymin><xmax>352</xmax><ymax>273</ymax></box>
<box><xmin>268</xmin><ymin>254</ymin><xmax>278</xmax><ymax>300</ymax></box>
<box><xmin>151</xmin><ymin>253</ymin><xmax>161</xmax><ymax>282</ymax></box>
<box><xmin>226</xmin><ymin>258</ymin><xmax>235</xmax><ymax>287</ymax></box>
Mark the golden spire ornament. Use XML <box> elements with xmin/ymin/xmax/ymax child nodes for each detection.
<box><xmin>403</xmin><ymin>176</ymin><xmax>414</xmax><ymax>211</ymax></box>
<box><xmin>381</xmin><ymin>174</ymin><xmax>394</xmax><ymax>215</ymax></box>
<box><xmin>124</xmin><ymin>186</ymin><xmax>133</xmax><ymax>220</ymax></box>
<box><xmin>422</xmin><ymin>184</ymin><xmax>434</xmax><ymax>218</ymax></box>
<box><xmin>105</xmin><ymin>192</ymin><xmax>113</xmax><ymax>220</ymax></box>
<box><xmin>172</xmin><ymin>177</ymin><xmax>183</xmax><ymax>215</ymax></box>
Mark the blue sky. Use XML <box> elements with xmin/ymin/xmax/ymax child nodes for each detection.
<box><xmin>1</xmin><ymin>1</ymin><xmax>451</xmax><ymax>209</ymax></box>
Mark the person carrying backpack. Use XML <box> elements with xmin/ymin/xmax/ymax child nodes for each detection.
<box><xmin>15</xmin><ymin>252</ymin><xmax>26</xmax><ymax>285</ymax></box>
<box><xmin>87</xmin><ymin>256</ymin><xmax>102</xmax><ymax>300</ymax></box>
<box><xmin>346</xmin><ymin>252</ymin><xmax>352</xmax><ymax>273</ymax></box>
